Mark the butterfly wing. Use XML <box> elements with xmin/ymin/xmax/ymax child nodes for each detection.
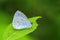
<box><xmin>12</xmin><ymin>10</ymin><xmax>32</xmax><ymax>29</ymax></box>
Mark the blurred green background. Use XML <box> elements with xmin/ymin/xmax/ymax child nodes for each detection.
<box><xmin>0</xmin><ymin>0</ymin><xmax>60</xmax><ymax>40</ymax></box>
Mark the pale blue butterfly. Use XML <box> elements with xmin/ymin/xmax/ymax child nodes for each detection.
<box><xmin>12</xmin><ymin>10</ymin><xmax>32</xmax><ymax>29</ymax></box>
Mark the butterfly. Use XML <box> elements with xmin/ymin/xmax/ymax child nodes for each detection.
<box><xmin>12</xmin><ymin>10</ymin><xmax>32</xmax><ymax>29</ymax></box>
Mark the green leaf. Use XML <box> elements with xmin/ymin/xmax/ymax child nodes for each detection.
<box><xmin>17</xmin><ymin>35</ymin><xmax>36</xmax><ymax>40</ymax></box>
<box><xmin>3</xmin><ymin>16</ymin><xmax>42</xmax><ymax>40</ymax></box>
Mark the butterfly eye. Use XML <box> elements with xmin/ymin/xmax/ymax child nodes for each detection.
<box><xmin>31</xmin><ymin>22</ymin><xmax>33</xmax><ymax>24</ymax></box>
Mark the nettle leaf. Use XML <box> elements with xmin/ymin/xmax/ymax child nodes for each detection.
<box><xmin>3</xmin><ymin>16</ymin><xmax>42</xmax><ymax>40</ymax></box>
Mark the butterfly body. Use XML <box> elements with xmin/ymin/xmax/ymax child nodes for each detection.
<box><xmin>12</xmin><ymin>10</ymin><xmax>32</xmax><ymax>29</ymax></box>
